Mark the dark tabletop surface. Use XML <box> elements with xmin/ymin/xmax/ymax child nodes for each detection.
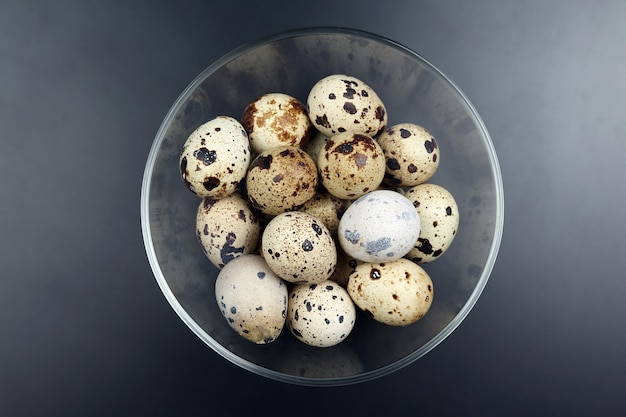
<box><xmin>2</xmin><ymin>1</ymin><xmax>625</xmax><ymax>416</ymax></box>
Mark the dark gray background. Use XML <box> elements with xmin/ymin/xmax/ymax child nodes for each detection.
<box><xmin>2</xmin><ymin>0</ymin><xmax>625</xmax><ymax>415</ymax></box>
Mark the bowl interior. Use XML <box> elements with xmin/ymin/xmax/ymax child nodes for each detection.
<box><xmin>142</xmin><ymin>28</ymin><xmax>503</xmax><ymax>385</ymax></box>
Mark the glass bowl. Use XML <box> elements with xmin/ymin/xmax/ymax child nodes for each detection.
<box><xmin>141</xmin><ymin>27</ymin><xmax>504</xmax><ymax>386</ymax></box>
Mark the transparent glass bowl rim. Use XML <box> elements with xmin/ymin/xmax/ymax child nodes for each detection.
<box><xmin>140</xmin><ymin>26</ymin><xmax>505</xmax><ymax>386</ymax></box>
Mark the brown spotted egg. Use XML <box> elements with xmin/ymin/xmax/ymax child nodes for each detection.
<box><xmin>261</xmin><ymin>211</ymin><xmax>337</xmax><ymax>284</ymax></box>
<box><xmin>286</xmin><ymin>280</ymin><xmax>356</xmax><ymax>347</ymax></box>
<box><xmin>317</xmin><ymin>132</ymin><xmax>386</xmax><ymax>200</ymax></box>
<box><xmin>378</xmin><ymin>123</ymin><xmax>440</xmax><ymax>187</ymax></box>
<box><xmin>307</xmin><ymin>74</ymin><xmax>387</xmax><ymax>137</ymax></box>
<box><xmin>347</xmin><ymin>258</ymin><xmax>433</xmax><ymax>326</ymax></box>
<box><xmin>215</xmin><ymin>254</ymin><xmax>288</xmax><ymax>344</ymax></box>
<box><xmin>242</xmin><ymin>93</ymin><xmax>313</xmax><ymax>154</ymax></box>
<box><xmin>245</xmin><ymin>146</ymin><xmax>318</xmax><ymax>215</ymax></box>
<box><xmin>196</xmin><ymin>192</ymin><xmax>260</xmax><ymax>269</ymax></box>
<box><xmin>179</xmin><ymin>116</ymin><xmax>250</xmax><ymax>198</ymax></box>
<box><xmin>404</xmin><ymin>183</ymin><xmax>459</xmax><ymax>263</ymax></box>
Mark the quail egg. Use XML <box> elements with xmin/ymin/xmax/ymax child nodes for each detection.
<box><xmin>317</xmin><ymin>132</ymin><xmax>386</xmax><ymax>200</ymax></box>
<box><xmin>261</xmin><ymin>211</ymin><xmax>337</xmax><ymax>284</ymax></box>
<box><xmin>286</xmin><ymin>280</ymin><xmax>356</xmax><ymax>347</ymax></box>
<box><xmin>404</xmin><ymin>183</ymin><xmax>459</xmax><ymax>263</ymax></box>
<box><xmin>215</xmin><ymin>254</ymin><xmax>288</xmax><ymax>344</ymax></box>
<box><xmin>347</xmin><ymin>258</ymin><xmax>433</xmax><ymax>326</ymax></box>
<box><xmin>242</xmin><ymin>92</ymin><xmax>313</xmax><ymax>154</ymax></box>
<box><xmin>179</xmin><ymin>116</ymin><xmax>250</xmax><ymax>198</ymax></box>
<box><xmin>246</xmin><ymin>146</ymin><xmax>318</xmax><ymax>215</ymax></box>
<box><xmin>196</xmin><ymin>192</ymin><xmax>260</xmax><ymax>269</ymax></box>
<box><xmin>378</xmin><ymin>123</ymin><xmax>440</xmax><ymax>187</ymax></box>
<box><xmin>307</xmin><ymin>74</ymin><xmax>387</xmax><ymax>137</ymax></box>
<box><xmin>338</xmin><ymin>189</ymin><xmax>420</xmax><ymax>263</ymax></box>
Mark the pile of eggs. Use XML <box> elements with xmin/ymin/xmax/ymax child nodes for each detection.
<box><xmin>179</xmin><ymin>74</ymin><xmax>459</xmax><ymax>348</ymax></box>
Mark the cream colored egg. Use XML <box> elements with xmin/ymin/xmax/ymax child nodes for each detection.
<box><xmin>317</xmin><ymin>132</ymin><xmax>385</xmax><ymax>200</ymax></box>
<box><xmin>179</xmin><ymin>116</ymin><xmax>250</xmax><ymax>198</ymax></box>
<box><xmin>261</xmin><ymin>211</ymin><xmax>337</xmax><ymax>284</ymax></box>
<box><xmin>246</xmin><ymin>146</ymin><xmax>318</xmax><ymax>215</ymax></box>
<box><xmin>347</xmin><ymin>258</ymin><xmax>433</xmax><ymax>326</ymax></box>
<box><xmin>242</xmin><ymin>93</ymin><xmax>313</xmax><ymax>154</ymax></box>
<box><xmin>307</xmin><ymin>74</ymin><xmax>387</xmax><ymax>137</ymax></box>
<box><xmin>378</xmin><ymin>123</ymin><xmax>440</xmax><ymax>187</ymax></box>
<box><xmin>286</xmin><ymin>280</ymin><xmax>356</xmax><ymax>347</ymax></box>
<box><xmin>196</xmin><ymin>192</ymin><xmax>260</xmax><ymax>269</ymax></box>
<box><xmin>404</xmin><ymin>183</ymin><xmax>459</xmax><ymax>263</ymax></box>
<box><xmin>215</xmin><ymin>254</ymin><xmax>288</xmax><ymax>344</ymax></box>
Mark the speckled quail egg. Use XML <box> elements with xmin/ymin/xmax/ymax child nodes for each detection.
<box><xmin>378</xmin><ymin>123</ymin><xmax>440</xmax><ymax>187</ymax></box>
<box><xmin>338</xmin><ymin>189</ymin><xmax>420</xmax><ymax>263</ymax></box>
<box><xmin>195</xmin><ymin>192</ymin><xmax>260</xmax><ymax>269</ymax></box>
<box><xmin>299</xmin><ymin>192</ymin><xmax>346</xmax><ymax>236</ymax></box>
<box><xmin>307</xmin><ymin>74</ymin><xmax>387</xmax><ymax>137</ymax></box>
<box><xmin>317</xmin><ymin>132</ymin><xmax>386</xmax><ymax>200</ymax></box>
<box><xmin>347</xmin><ymin>258</ymin><xmax>433</xmax><ymax>326</ymax></box>
<box><xmin>179</xmin><ymin>116</ymin><xmax>250</xmax><ymax>198</ymax></box>
<box><xmin>242</xmin><ymin>93</ymin><xmax>313</xmax><ymax>154</ymax></box>
<box><xmin>286</xmin><ymin>280</ymin><xmax>356</xmax><ymax>347</ymax></box>
<box><xmin>246</xmin><ymin>146</ymin><xmax>318</xmax><ymax>215</ymax></box>
<box><xmin>261</xmin><ymin>211</ymin><xmax>337</xmax><ymax>284</ymax></box>
<box><xmin>404</xmin><ymin>183</ymin><xmax>459</xmax><ymax>263</ymax></box>
<box><xmin>215</xmin><ymin>254</ymin><xmax>288</xmax><ymax>344</ymax></box>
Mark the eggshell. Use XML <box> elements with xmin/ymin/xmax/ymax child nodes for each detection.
<box><xmin>317</xmin><ymin>132</ymin><xmax>386</xmax><ymax>200</ymax></box>
<box><xmin>245</xmin><ymin>146</ymin><xmax>318</xmax><ymax>215</ymax></box>
<box><xmin>338</xmin><ymin>189</ymin><xmax>420</xmax><ymax>263</ymax></box>
<box><xmin>299</xmin><ymin>192</ymin><xmax>346</xmax><ymax>236</ymax></box>
<box><xmin>179</xmin><ymin>116</ymin><xmax>250</xmax><ymax>198</ymax></box>
<box><xmin>301</xmin><ymin>130</ymin><xmax>330</xmax><ymax>167</ymax></box>
<box><xmin>261</xmin><ymin>211</ymin><xmax>337</xmax><ymax>284</ymax></box>
<box><xmin>329</xmin><ymin>244</ymin><xmax>362</xmax><ymax>288</ymax></box>
<box><xmin>215</xmin><ymin>254</ymin><xmax>288</xmax><ymax>344</ymax></box>
<box><xmin>242</xmin><ymin>93</ymin><xmax>313</xmax><ymax>154</ymax></box>
<box><xmin>347</xmin><ymin>258</ymin><xmax>433</xmax><ymax>326</ymax></box>
<box><xmin>195</xmin><ymin>192</ymin><xmax>260</xmax><ymax>269</ymax></box>
<box><xmin>307</xmin><ymin>74</ymin><xmax>387</xmax><ymax>137</ymax></box>
<box><xmin>404</xmin><ymin>183</ymin><xmax>459</xmax><ymax>263</ymax></box>
<box><xmin>378</xmin><ymin>123</ymin><xmax>440</xmax><ymax>187</ymax></box>
<box><xmin>286</xmin><ymin>280</ymin><xmax>356</xmax><ymax>347</ymax></box>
